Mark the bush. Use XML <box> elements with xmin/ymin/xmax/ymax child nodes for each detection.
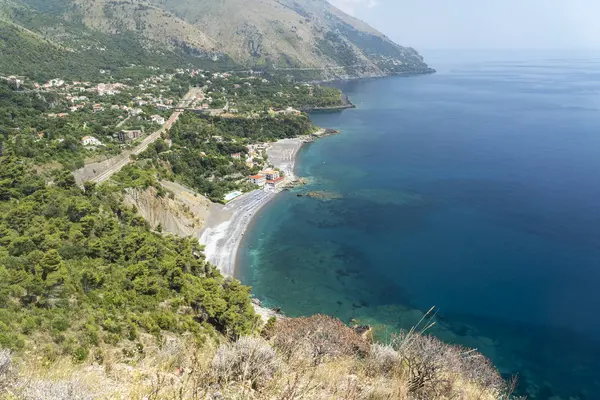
<box><xmin>211</xmin><ymin>336</ymin><xmax>279</xmax><ymax>390</ymax></box>
<box><xmin>260</xmin><ymin>316</ymin><xmax>276</xmax><ymax>339</ymax></box>
<box><xmin>392</xmin><ymin>332</ymin><xmax>505</xmax><ymax>398</ymax></box>
<box><xmin>274</xmin><ymin>315</ymin><xmax>369</xmax><ymax>364</ymax></box>
<box><xmin>18</xmin><ymin>379</ymin><xmax>92</xmax><ymax>400</ymax></box>
<box><xmin>366</xmin><ymin>343</ymin><xmax>399</xmax><ymax>376</ymax></box>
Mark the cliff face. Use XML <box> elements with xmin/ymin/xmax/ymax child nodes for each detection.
<box><xmin>124</xmin><ymin>181</ymin><xmax>210</xmax><ymax>237</ymax></box>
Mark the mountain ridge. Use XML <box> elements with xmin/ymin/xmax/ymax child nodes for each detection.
<box><xmin>1</xmin><ymin>0</ymin><xmax>433</xmax><ymax>80</ymax></box>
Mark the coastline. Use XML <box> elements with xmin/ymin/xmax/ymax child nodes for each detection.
<box><xmin>311</xmin><ymin>68</ymin><xmax>436</xmax><ymax>85</ymax></box>
<box><xmin>198</xmin><ymin>137</ymin><xmax>307</xmax><ymax>277</ymax></box>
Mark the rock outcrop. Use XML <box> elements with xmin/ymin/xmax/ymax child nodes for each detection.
<box><xmin>124</xmin><ymin>181</ymin><xmax>210</xmax><ymax>237</ymax></box>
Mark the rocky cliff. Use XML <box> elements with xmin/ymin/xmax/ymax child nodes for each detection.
<box><xmin>124</xmin><ymin>180</ymin><xmax>210</xmax><ymax>237</ymax></box>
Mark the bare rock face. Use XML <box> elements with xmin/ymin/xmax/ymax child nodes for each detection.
<box><xmin>124</xmin><ymin>181</ymin><xmax>211</xmax><ymax>237</ymax></box>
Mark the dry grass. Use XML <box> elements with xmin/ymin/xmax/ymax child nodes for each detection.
<box><xmin>211</xmin><ymin>337</ymin><xmax>279</xmax><ymax>389</ymax></box>
<box><xmin>0</xmin><ymin>315</ymin><xmax>519</xmax><ymax>400</ymax></box>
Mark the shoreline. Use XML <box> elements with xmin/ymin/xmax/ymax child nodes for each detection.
<box><xmin>198</xmin><ymin>137</ymin><xmax>307</xmax><ymax>277</ymax></box>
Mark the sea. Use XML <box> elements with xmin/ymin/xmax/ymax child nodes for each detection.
<box><xmin>237</xmin><ymin>50</ymin><xmax>600</xmax><ymax>399</ymax></box>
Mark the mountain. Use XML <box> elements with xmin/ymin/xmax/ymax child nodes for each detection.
<box><xmin>0</xmin><ymin>0</ymin><xmax>433</xmax><ymax>79</ymax></box>
<box><xmin>146</xmin><ymin>0</ymin><xmax>433</xmax><ymax>77</ymax></box>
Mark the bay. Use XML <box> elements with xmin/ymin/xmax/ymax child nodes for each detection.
<box><xmin>238</xmin><ymin>51</ymin><xmax>600</xmax><ymax>399</ymax></box>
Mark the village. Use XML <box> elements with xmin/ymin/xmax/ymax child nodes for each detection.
<box><xmin>2</xmin><ymin>66</ymin><xmax>342</xmax><ymax>202</ymax></box>
<box><xmin>2</xmin><ymin>67</ymin><xmax>314</xmax><ymax>154</ymax></box>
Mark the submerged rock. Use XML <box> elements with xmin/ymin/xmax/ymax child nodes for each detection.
<box><xmin>303</xmin><ymin>191</ymin><xmax>343</xmax><ymax>200</ymax></box>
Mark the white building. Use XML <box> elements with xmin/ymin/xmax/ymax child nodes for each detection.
<box><xmin>150</xmin><ymin>115</ymin><xmax>166</xmax><ymax>125</ymax></box>
<box><xmin>261</xmin><ymin>169</ymin><xmax>280</xmax><ymax>181</ymax></box>
<box><xmin>81</xmin><ymin>136</ymin><xmax>103</xmax><ymax>146</ymax></box>
<box><xmin>266</xmin><ymin>177</ymin><xmax>285</xmax><ymax>188</ymax></box>
<box><xmin>248</xmin><ymin>174</ymin><xmax>266</xmax><ymax>186</ymax></box>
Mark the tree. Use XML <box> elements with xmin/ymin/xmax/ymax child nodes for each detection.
<box><xmin>39</xmin><ymin>249</ymin><xmax>63</xmax><ymax>281</ymax></box>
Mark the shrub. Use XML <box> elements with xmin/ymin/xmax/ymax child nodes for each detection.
<box><xmin>260</xmin><ymin>316</ymin><xmax>276</xmax><ymax>339</ymax></box>
<box><xmin>18</xmin><ymin>379</ymin><xmax>92</xmax><ymax>400</ymax></box>
<box><xmin>71</xmin><ymin>346</ymin><xmax>89</xmax><ymax>363</ymax></box>
<box><xmin>211</xmin><ymin>336</ymin><xmax>279</xmax><ymax>390</ymax></box>
<box><xmin>366</xmin><ymin>343</ymin><xmax>399</xmax><ymax>376</ymax></box>
<box><xmin>392</xmin><ymin>331</ymin><xmax>505</xmax><ymax>398</ymax></box>
<box><xmin>274</xmin><ymin>315</ymin><xmax>369</xmax><ymax>364</ymax></box>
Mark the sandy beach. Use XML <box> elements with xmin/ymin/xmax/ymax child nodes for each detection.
<box><xmin>199</xmin><ymin>137</ymin><xmax>306</xmax><ymax>276</ymax></box>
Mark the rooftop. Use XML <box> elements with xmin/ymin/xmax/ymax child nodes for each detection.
<box><xmin>267</xmin><ymin>177</ymin><xmax>285</xmax><ymax>184</ymax></box>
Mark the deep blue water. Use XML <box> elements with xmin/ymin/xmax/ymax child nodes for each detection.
<box><xmin>238</xmin><ymin>52</ymin><xmax>600</xmax><ymax>399</ymax></box>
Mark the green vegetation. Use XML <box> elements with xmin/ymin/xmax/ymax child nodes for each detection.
<box><xmin>175</xmin><ymin>72</ymin><xmax>347</xmax><ymax>111</ymax></box>
<box><xmin>317</xmin><ymin>31</ymin><xmax>360</xmax><ymax>68</ymax></box>
<box><xmin>127</xmin><ymin>112</ymin><xmax>315</xmax><ymax>202</ymax></box>
<box><xmin>0</xmin><ymin>81</ymin><xmax>119</xmax><ymax>169</ymax></box>
<box><xmin>0</xmin><ymin>19</ymin><xmax>97</xmax><ymax>82</ymax></box>
<box><xmin>0</xmin><ymin>77</ymin><xmax>187</xmax><ymax>170</ymax></box>
<box><xmin>226</xmin><ymin>77</ymin><xmax>344</xmax><ymax>111</ymax></box>
<box><xmin>1</xmin><ymin>4</ymin><xmax>236</xmax><ymax>81</ymax></box>
<box><xmin>0</xmin><ymin>155</ymin><xmax>258</xmax><ymax>360</ymax></box>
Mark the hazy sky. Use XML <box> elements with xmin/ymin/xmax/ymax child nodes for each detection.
<box><xmin>329</xmin><ymin>0</ymin><xmax>600</xmax><ymax>50</ymax></box>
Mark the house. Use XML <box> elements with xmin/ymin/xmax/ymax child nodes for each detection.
<box><xmin>231</xmin><ymin>153</ymin><xmax>242</xmax><ymax>160</ymax></box>
<box><xmin>43</xmin><ymin>79</ymin><xmax>65</xmax><ymax>88</ymax></box>
<box><xmin>96</xmin><ymin>83</ymin><xmax>125</xmax><ymax>95</ymax></box>
<box><xmin>248</xmin><ymin>174</ymin><xmax>266</xmax><ymax>186</ymax></box>
<box><xmin>261</xmin><ymin>169</ymin><xmax>280</xmax><ymax>181</ymax></box>
<box><xmin>7</xmin><ymin>76</ymin><xmax>23</xmax><ymax>88</ymax></box>
<box><xmin>93</xmin><ymin>104</ymin><xmax>104</xmax><ymax>112</ymax></box>
<box><xmin>81</xmin><ymin>136</ymin><xmax>103</xmax><ymax>146</ymax></box>
<box><xmin>150</xmin><ymin>115</ymin><xmax>165</xmax><ymax>125</ymax></box>
<box><xmin>118</xmin><ymin>130</ymin><xmax>143</xmax><ymax>142</ymax></box>
<box><xmin>279</xmin><ymin>107</ymin><xmax>301</xmax><ymax>116</ymax></box>
<box><xmin>266</xmin><ymin>176</ymin><xmax>285</xmax><ymax>188</ymax></box>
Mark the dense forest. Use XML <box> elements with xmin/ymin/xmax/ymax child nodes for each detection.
<box><xmin>0</xmin><ymin>156</ymin><xmax>257</xmax><ymax>361</ymax></box>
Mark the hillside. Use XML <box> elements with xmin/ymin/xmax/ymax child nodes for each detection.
<box><xmin>148</xmin><ymin>0</ymin><xmax>433</xmax><ymax>77</ymax></box>
<box><xmin>0</xmin><ymin>154</ymin><xmax>516</xmax><ymax>400</ymax></box>
<box><xmin>0</xmin><ymin>0</ymin><xmax>236</xmax><ymax>80</ymax></box>
<box><xmin>0</xmin><ymin>19</ymin><xmax>90</xmax><ymax>81</ymax></box>
<box><xmin>1</xmin><ymin>0</ymin><xmax>433</xmax><ymax>80</ymax></box>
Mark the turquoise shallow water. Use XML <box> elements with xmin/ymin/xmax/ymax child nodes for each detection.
<box><xmin>237</xmin><ymin>52</ymin><xmax>600</xmax><ymax>399</ymax></box>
